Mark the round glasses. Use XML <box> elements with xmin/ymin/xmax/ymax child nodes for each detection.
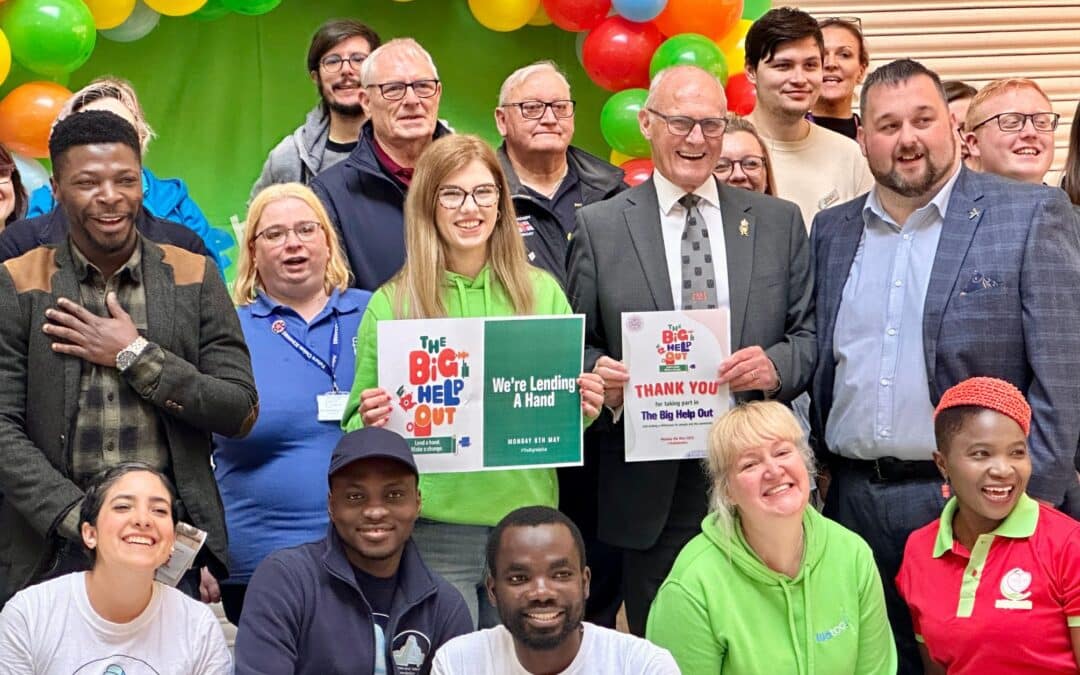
<box><xmin>501</xmin><ymin>100</ymin><xmax>576</xmax><ymax>119</ymax></box>
<box><xmin>715</xmin><ymin>156</ymin><xmax>766</xmax><ymax>175</ymax></box>
<box><xmin>367</xmin><ymin>79</ymin><xmax>440</xmax><ymax>101</ymax></box>
<box><xmin>971</xmin><ymin>112</ymin><xmax>1060</xmax><ymax>133</ymax></box>
<box><xmin>319</xmin><ymin>53</ymin><xmax>367</xmax><ymax>73</ymax></box>
<box><xmin>254</xmin><ymin>221</ymin><xmax>322</xmax><ymax>247</ymax></box>
<box><xmin>437</xmin><ymin>184</ymin><xmax>500</xmax><ymax>210</ymax></box>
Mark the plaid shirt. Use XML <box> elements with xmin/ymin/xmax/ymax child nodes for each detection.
<box><xmin>69</xmin><ymin>239</ymin><xmax>169</xmax><ymax>487</ymax></box>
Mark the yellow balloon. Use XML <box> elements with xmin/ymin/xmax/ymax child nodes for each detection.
<box><xmin>527</xmin><ymin>4</ymin><xmax>552</xmax><ymax>26</ymax></box>
<box><xmin>83</xmin><ymin>0</ymin><xmax>137</xmax><ymax>30</ymax></box>
<box><xmin>0</xmin><ymin>31</ymin><xmax>10</xmax><ymax>89</ymax></box>
<box><xmin>467</xmin><ymin>0</ymin><xmax>540</xmax><ymax>32</ymax></box>
<box><xmin>724</xmin><ymin>46</ymin><xmax>746</xmax><ymax>75</ymax></box>
<box><xmin>143</xmin><ymin>0</ymin><xmax>208</xmax><ymax>16</ymax></box>
<box><xmin>610</xmin><ymin>149</ymin><xmax>637</xmax><ymax>165</ymax></box>
<box><xmin>718</xmin><ymin>18</ymin><xmax>752</xmax><ymax>53</ymax></box>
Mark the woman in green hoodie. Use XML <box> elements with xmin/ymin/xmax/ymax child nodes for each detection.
<box><xmin>647</xmin><ymin>401</ymin><xmax>897</xmax><ymax>674</ymax></box>
<box><xmin>341</xmin><ymin>134</ymin><xmax>604</xmax><ymax>628</ymax></box>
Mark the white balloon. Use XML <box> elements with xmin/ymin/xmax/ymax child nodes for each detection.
<box><xmin>12</xmin><ymin>152</ymin><xmax>50</xmax><ymax>194</ymax></box>
<box><xmin>101</xmin><ymin>1</ymin><xmax>161</xmax><ymax>43</ymax></box>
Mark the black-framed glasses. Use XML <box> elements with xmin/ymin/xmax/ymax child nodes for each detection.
<box><xmin>319</xmin><ymin>53</ymin><xmax>367</xmax><ymax>72</ymax></box>
<box><xmin>818</xmin><ymin>15</ymin><xmax>862</xmax><ymax>31</ymax></box>
<box><xmin>254</xmin><ymin>221</ymin><xmax>322</xmax><ymax>246</ymax></box>
<box><xmin>437</xmin><ymin>184</ymin><xmax>500</xmax><ymax>210</ymax></box>
<box><xmin>646</xmin><ymin>108</ymin><xmax>727</xmax><ymax>138</ymax></box>
<box><xmin>501</xmin><ymin>99</ymin><xmax>576</xmax><ymax>120</ymax></box>
<box><xmin>970</xmin><ymin>111</ymin><xmax>1060</xmax><ymax>133</ymax></box>
<box><xmin>366</xmin><ymin>79</ymin><xmax>440</xmax><ymax>101</ymax></box>
<box><xmin>715</xmin><ymin>156</ymin><xmax>766</xmax><ymax>175</ymax></box>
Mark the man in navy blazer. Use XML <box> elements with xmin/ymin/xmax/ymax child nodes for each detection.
<box><xmin>811</xmin><ymin>59</ymin><xmax>1080</xmax><ymax>674</ymax></box>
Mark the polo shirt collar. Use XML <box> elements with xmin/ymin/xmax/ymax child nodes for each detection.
<box><xmin>933</xmin><ymin>493</ymin><xmax>1039</xmax><ymax>558</ymax></box>
<box><xmin>250</xmin><ymin>288</ymin><xmax>356</xmax><ymax>319</ymax></box>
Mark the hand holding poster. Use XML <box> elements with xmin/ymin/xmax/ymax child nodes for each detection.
<box><xmin>377</xmin><ymin>315</ymin><xmax>585</xmax><ymax>473</ymax></box>
<box><xmin>622</xmin><ymin>309</ymin><xmax>731</xmax><ymax>462</ymax></box>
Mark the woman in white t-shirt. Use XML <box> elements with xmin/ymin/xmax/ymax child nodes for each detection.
<box><xmin>0</xmin><ymin>462</ymin><xmax>232</xmax><ymax>674</ymax></box>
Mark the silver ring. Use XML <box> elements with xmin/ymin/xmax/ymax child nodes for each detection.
<box><xmin>751</xmin><ymin>369</ymin><xmax>759</xmax><ymax>380</ymax></box>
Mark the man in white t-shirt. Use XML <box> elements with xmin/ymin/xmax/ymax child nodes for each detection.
<box><xmin>744</xmin><ymin>7</ymin><xmax>873</xmax><ymax>227</ymax></box>
<box><xmin>431</xmin><ymin>506</ymin><xmax>680</xmax><ymax>675</ymax></box>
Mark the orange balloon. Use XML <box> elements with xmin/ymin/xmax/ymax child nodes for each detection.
<box><xmin>0</xmin><ymin>81</ymin><xmax>72</xmax><ymax>158</ymax></box>
<box><xmin>653</xmin><ymin>0</ymin><xmax>742</xmax><ymax>42</ymax></box>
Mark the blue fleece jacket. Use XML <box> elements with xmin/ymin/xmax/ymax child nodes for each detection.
<box><xmin>235</xmin><ymin>525</ymin><xmax>471</xmax><ymax>675</ymax></box>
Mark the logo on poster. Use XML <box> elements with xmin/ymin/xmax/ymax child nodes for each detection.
<box><xmin>396</xmin><ymin>335</ymin><xmax>470</xmax><ymax>437</ymax></box>
<box><xmin>656</xmin><ymin>323</ymin><xmax>697</xmax><ymax>373</ymax></box>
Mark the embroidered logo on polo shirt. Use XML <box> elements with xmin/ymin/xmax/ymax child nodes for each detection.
<box><xmin>392</xmin><ymin>630</ymin><xmax>432</xmax><ymax>674</ymax></box>
<box><xmin>995</xmin><ymin>567</ymin><xmax>1033</xmax><ymax>610</ymax></box>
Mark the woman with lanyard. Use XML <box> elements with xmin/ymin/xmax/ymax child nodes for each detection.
<box><xmin>343</xmin><ymin>134</ymin><xmax>604</xmax><ymax>628</ymax></box>
<box><xmin>897</xmin><ymin>377</ymin><xmax>1080</xmax><ymax>674</ymax></box>
<box><xmin>204</xmin><ymin>182</ymin><xmax>370</xmax><ymax>625</ymax></box>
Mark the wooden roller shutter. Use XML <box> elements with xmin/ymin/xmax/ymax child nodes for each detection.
<box><xmin>798</xmin><ymin>0</ymin><xmax>1080</xmax><ymax>184</ymax></box>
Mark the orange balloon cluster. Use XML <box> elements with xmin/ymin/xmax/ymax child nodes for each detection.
<box><xmin>0</xmin><ymin>81</ymin><xmax>72</xmax><ymax>158</ymax></box>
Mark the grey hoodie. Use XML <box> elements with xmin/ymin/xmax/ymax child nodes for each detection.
<box><xmin>249</xmin><ymin>105</ymin><xmax>337</xmax><ymax>200</ymax></box>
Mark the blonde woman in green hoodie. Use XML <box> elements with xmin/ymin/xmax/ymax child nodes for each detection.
<box><xmin>341</xmin><ymin>134</ymin><xmax>604</xmax><ymax>629</ymax></box>
<box><xmin>647</xmin><ymin>401</ymin><xmax>897</xmax><ymax>674</ymax></box>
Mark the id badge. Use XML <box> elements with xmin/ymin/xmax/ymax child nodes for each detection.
<box><xmin>317</xmin><ymin>391</ymin><xmax>350</xmax><ymax>422</ymax></box>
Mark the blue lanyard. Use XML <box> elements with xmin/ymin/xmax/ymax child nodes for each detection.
<box><xmin>268</xmin><ymin>312</ymin><xmax>341</xmax><ymax>392</ymax></box>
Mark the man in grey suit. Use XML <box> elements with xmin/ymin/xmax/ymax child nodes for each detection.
<box><xmin>810</xmin><ymin>59</ymin><xmax>1080</xmax><ymax>674</ymax></box>
<box><xmin>566</xmin><ymin>65</ymin><xmax>816</xmax><ymax>635</ymax></box>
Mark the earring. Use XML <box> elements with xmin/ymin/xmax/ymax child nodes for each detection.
<box><xmin>940</xmin><ymin>476</ymin><xmax>951</xmax><ymax>500</ymax></box>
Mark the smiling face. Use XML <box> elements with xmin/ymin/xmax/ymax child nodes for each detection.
<box><xmin>966</xmin><ymin>86</ymin><xmax>1055</xmax><ymax>184</ymax></box>
<box><xmin>496</xmin><ymin>69</ymin><xmax>575</xmax><ymax>159</ymax></box>
<box><xmin>434</xmin><ymin>159</ymin><xmax>499</xmax><ymax>271</ymax></box>
<box><xmin>328</xmin><ymin>456</ymin><xmax>420</xmax><ymax>578</ymax></box>
<box><xmin>313</xmin><ymin>35</ymin><xmax>372</xmax><ymax>117</ymax></box>
<box><xmin>859</xmin><ymin>74</ymin><xmax>957</xmax><ymax>200</ymax></box>
<box><xmin>748</xmin><ymin>36</ymin><xmax>823</xmax><ymax>121</ymax></box>
<box><xmin>361</xmin><ymin>47</ymin><xmax>441</xmax><ymax>147</ymax></box>
<box><xmin>716</xmin><ymin>129</ymin><xmax>769</xmax><ymax>193</ymax></box>
<box><xmin>640</xmin><ymin>67</ymin><xmax>727</xmax><ymax>193</ymax></box>
<box><xmin>53</xmin><ymin>143</ymin><xmax>142</xmax><ymax>264</ymax></box>
<box><xmin>487</xmin><ymin>523</ymin><xmax>590</xmax><ymax>652</ymax></box>
<box><xmin>935</xmin><ymin>409</ymin><xmax>1031</xmax><ymax>536</ymax></box>
<box><xmin>82</xmin><ymin>470</ymin><xmax>176</xmax><ymax>573</ymax></box>
<box><xmin>252</xmin><ymin>196</ymin><xmax>331</xmax><ymax>304</ymax></box>
<box><xmin>726</xmin><ymin>438</ymin><xmax>811</xmax><ymax>525</ymax></box>
<box><xmin>819</xmin><ymin>25</ymin><xmax>866</xmax><ymax>108</ymax></box>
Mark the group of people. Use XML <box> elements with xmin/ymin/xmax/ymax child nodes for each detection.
<box><xmin>0</xmin><ymin>4</ymin><xmax>1078</xmax><ymax>674</ymax></box>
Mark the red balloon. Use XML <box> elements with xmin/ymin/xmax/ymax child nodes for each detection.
<box><xmin>542</xmin><ymin>0</ymin><xmax>611</xmax><ymax>32</ymax></box>
<box><xmin>620</xmin><ymin>157</ymin><xmax>654</xmax><ymax>186</ymax></box>
<box><xmin>0</xmin><ymin>81</ymin><xmax>73</xmax><ymax>158</ymax></box>
<box><xmin>725</xmin><ymin>72</ymin><xmax>755</xmax><ymax>115</ymax></box>
<box><xmin>654</xmin><ymin>0</ymin><xmax>742</xmax><ymax>41</ymax></box>
<box><xmin>582</xmin><ymin>17</ymin><xmax>664</xmax><ymax>92</ymax></box>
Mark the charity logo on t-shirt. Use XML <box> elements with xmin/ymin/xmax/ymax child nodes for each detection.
<box><xmin>72</xmin><ymin>655</ymin><xmax>161</xmax><ymax>674</ymax></box>
<box><xmin>391</xmin><ymin>630</ymin><xmax>431</xmax><ymax>675</ymax></box>
<box><xmin>995</xmin><ymin>567</ymin><xmax>1034</xmax><ymax>610</ymax></box>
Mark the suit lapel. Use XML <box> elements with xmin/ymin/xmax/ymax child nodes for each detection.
<box><xmin>718</xmin><ymin>183</ymin><xmax>753</xmax><ymax>345</ymax></box>
<box><xmin>53</xmin><ymin>244</ymin><xmax>83</xmax><ymax>424</ymax></box>
<box><xmin>623</xmin><ymin>180</ymin><xmax>674</xmax><ymax>311</ymax></box>
<box><xmin>141</xmin><ymin>238</ymin><xmax>175</xmax><ymax>350</ymax></box>
<box><xmin>824</xmin><ymin>205</ymin><xmax>865</xmax><ymax>345</ymax></box>
<box><xmin>923</xmin><ymin>168</ymin><xmax>983</xmax><ymax>383</ymax></box>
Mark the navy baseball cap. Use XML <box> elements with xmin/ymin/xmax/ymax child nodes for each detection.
<box><xmin>328</xmin><ymin>427</ymin><xmax>419</xmax><ymax>478</ymax></box>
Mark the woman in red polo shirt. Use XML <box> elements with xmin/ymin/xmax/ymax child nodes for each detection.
<box><xmin>897</xmin><ymin>377</ymin><xmax>1080</xmax><ymax>674</ymax></box>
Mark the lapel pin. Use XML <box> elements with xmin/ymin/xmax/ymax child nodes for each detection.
<box><xmin>739</xmin><ymin>219</ymin><xmax>750</xmax><ymax>237</ymax></box>
<box><xmin>968</xmin><ymin>208</ymin><xmax>980</xmax><ymax>220</ymax></box>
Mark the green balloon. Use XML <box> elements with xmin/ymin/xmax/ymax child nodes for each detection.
<box><xmin>220</xmin><ymin>0</ymin><xmax>281</xmax><ymax>16</ymax></box>
<box><xmin>742</xmin><ymin>0</ymin><xmax>771</xmax><ymax>21</ymax></box>
<box><xmin>192</xmin><ymin>0</ymin><xmax>231</xmax><ymax>20</ymax></box>
<box><xmin>650</xmin><ymin>33</ymin><xmax>728</xmax><ymax>86</ymax></box>
<box><xmin>0</xmin><ymin>0</ymin><xmax>97</xmax><ymax>77</ymax></box>
<box><xmin>600</xmin><ymin>89</ymin><xmax>651</xmax><ymax>159</ymax></box>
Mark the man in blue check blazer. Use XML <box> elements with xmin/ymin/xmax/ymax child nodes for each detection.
<box><xmin>810</xmin><ymin>59</ymin><xmax>1080</xmax><ymax>675</ymax></box>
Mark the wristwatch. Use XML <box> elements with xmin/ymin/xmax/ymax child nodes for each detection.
<box><xmin>116</xmin><ymin>336</ymin><xmax>149</xmax><ymax>372</ymax></box>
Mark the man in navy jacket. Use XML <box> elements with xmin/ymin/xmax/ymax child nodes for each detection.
<box><xmin>235</xmin><ymin>428</ymin><xmax>471</xmax><ymax>675</ymax></box>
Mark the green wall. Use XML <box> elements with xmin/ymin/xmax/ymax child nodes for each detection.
<box><xmin>68</xmin><ymin>0</ymin><xmax>613</xmax><ymax>267</ymax></box>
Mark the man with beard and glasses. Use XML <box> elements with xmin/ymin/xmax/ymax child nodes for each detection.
<box><xmin>810</xmin><ymin>58</ymin><xmax>1080</xmax><ymax>674</ymax></box>
<box><xmin>312</xmin><ymin>37</ymin><xmax>451</xmax><ymax>291</ymax></box>
<box><xmin>250</xmin><ymin>19</ymin><xmax>381</xmax><ymax>198</ymax></box>
<box><xmin>236</xmin><ymin>427</ymin><xmax>471</xmax><ymax>675</ymax></box>
<box><xmin>0</xmin><ymin>111</ymin><xmax>258</xmax><ymax>603</ymax></box>
<box><xmin>431</xmin><ymin>506</ymin><xmax>679</xmax><ymax>675</ymax></box>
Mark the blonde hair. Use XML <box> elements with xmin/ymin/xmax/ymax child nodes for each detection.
<box><xmin>54</xmin><ymin>77</ymin><xmax>155</xmax><ymax>153</ymax></box>
<box><xmin>233</xmin><ymin>182</ymin><xmax>352</xmax><ymax>305</ymax></box>
<box><xmin>706</xmin><ymin>401</ymin><xmax>816</xmax><ymax>537</ymax></box>
<box><xmin>965</xmin><ymin>78</ymin><xmax>1052</xmax><ymax>132</ymax></box>
<box><xmin>389</xmin><ymin>134</ymin><xmax>535</xmax><ymax>319</ymax></box>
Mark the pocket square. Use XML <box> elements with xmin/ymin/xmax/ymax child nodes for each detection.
<box><xmin>960</xmin><ymin>271</ymin><xmax>1001</xmax><ymax>294</ymax></box>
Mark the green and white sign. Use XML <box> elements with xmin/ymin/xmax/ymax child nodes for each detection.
<box><xmin>377</xmin><ymin>315</ymin><xmax>585</xmax><ymax>473</ymax></box>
